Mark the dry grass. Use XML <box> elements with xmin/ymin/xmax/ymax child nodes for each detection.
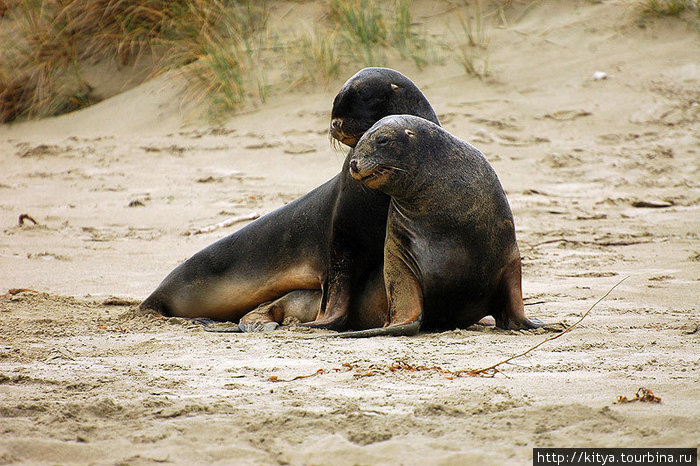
<box><xmin>327</xmin><ymin>0</ymin><xmax>437</xmax><ymax>69</ymax></box>
<box><xmin>641</xmin><ymin>0</ymin><xmax>698</xmax><ymax>16</ymax></box>
<box><xmin>0</xmin><ymin>1</ymin><xmax>91</xmax><ymax>121</ymax></box>
<box><xmin>329</xmin><ymin>0</ymin><xmax>387</xmax><ymax>66</ymax></box>
<box><xmin>456</xmin><ymin>0</ymin><xmax>491</xmax><ymax>78</ymax></box>
<box><xmin>153</xmin><ymin>1</ymin><xmax>269</xmax><ymax>115</ymax></box>
<box><xmin>0</xmin><ymin>0</ymin><xmax>463</xmax><ymax>123</ymax></box>
<box><xmin>0</xmin><ymin>0</ymin><xmax>267</xmax><ymax>122</ymax></box>
<box><xmin>290</xmin><ymin>28</ymin><xmax>343</xmax><ymax>87</ymax></box>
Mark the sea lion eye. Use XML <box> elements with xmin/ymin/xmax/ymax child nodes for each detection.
<box><xmin>405</xmin><ymin>129</ymin><xmax>415</xmax><ymax>137</ymax></box>
<box><xmin>391</xmin><ymin>83</ymin><xmax>399</xmax><ymax>92</ymax></box>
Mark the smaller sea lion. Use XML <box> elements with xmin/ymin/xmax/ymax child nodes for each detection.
<box><xmin>334</xmin><ymin>115</ymin><xmax>541</xmax><ymax>337</ymax></box>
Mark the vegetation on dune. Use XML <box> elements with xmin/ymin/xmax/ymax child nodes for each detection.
<box><xmin>456</xmin><ymin>0</ymin><xmax>490</xmax><ymax>78</ymax></box>
<box><xmin>5</xmin><ymin>0</ymin><xmax>692</xmax><ymax>123</ymax></box>
<box><xmin>0</xmin><ymin>0</ymin><xmax>269</xmax><ymax>122</ymax></box>
<box><xmin>1</xmin><ymin>0</ymin><xmax>454</xmax><ymax>122</ymax></box>
<box><xmin>641</xmin><ymin>0</ymin><xmax>699</xmax><ymax>16</ymax></box>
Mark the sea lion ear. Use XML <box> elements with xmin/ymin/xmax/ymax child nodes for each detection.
<box><xmin>405</xmin><ymin>129</ymin><xmax>415</xmax><ymax>137</ymax></box>
<box><xmin>391</xmin><ymin>83</ymin><xmax>400</xmax><ymax>92</ymax></box>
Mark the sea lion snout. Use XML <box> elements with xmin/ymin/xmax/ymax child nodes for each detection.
<box><xmin>349</xmin><ymin>154</ymin><xmax>393</xmax><ymax>189</ymax></box>
<box><xmin>330</xmin><ymin>118</ymin><xmax>343</xmax><ymax>140</ymax></box>
<box><xmin>349</xmin><ymin>159</ymin><xmax>359</xmax><ymax>176</ymax></box>
<box><xmin>349</xmin><ymin>158</ymin><xmax>368</xmax><ymax>180</ymax></box>
<box><xmin>331</xmin><ymin>118</ymin><xmax>342</xmax><ymax>131</ymax></box>
<box><xmin>331</xmin><ymin>118</ymin><xmax>361</xmax><ymax>147</ymax></box>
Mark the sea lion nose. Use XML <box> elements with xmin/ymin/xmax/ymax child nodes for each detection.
<box><xmin>331</xmin><ymin>118</ymin><xmax>342</xmax><ymax>131</ymax></box>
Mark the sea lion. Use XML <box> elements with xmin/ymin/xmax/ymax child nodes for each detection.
<box><xmin>140</xmin><ymin>68</ymin><xmax>440</xmax><ymax>331</ymax></box>
<box><xmin>330</xmin><ymin>115</ymin><xmax>540</xmax><ymax>337</ymax></box>
<box><xmin>302</xmin><ymin>68</ymin><xmax>440</xmax><ymax>330</ymax></box>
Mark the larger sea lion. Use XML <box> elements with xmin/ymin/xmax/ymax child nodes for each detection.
<box><xmin>331</xmin><ymin>115</ymin><xmax>541</xmax><ymax>337</ymax></box>
<box><xmin>140</xmin><ymin>68</ymin><xmax>440</xmax><ymax>329</ymax></box>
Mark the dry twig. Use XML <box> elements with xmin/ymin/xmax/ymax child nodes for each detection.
<box><xmin>186</xmin><ymin>211</ymin><xmax>261</xmax><ymax>235</ymax></box>
<box><xmin>468</xmin><ymin>276</ymin><xmax>629</xmax><ymax>376</ymax></box>
<box><xmin>265</xmin><ymin>277</ymin><xmax>629</xmax><ymax>382</ymax></box>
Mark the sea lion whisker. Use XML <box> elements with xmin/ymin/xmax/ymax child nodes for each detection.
<box><xmin>381</xmin><ymin>165</ymin><xmax>406</xmax><ymax>173</ymax></box>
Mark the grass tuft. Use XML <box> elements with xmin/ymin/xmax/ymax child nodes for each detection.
<box><xmin>0</xmin><ymin>0</ymin><xmax>269</xmax><ymax>122</ymax></box>
<box><xmin>328</xmin><ymin>0</ymin><xmax>437</xmax><ymax>68</ymax></box>
<box><xmin>329</xmin><ymin>0</ymin><xmax>388</xmax><ymax>66</ymax></box>
<box><xmin>641</xmin><ymin>0</ymin><xmax>696</xmax><ymax>16</ymax></box>
<box><xmin>154</xmin><ymin>0</ymin><xmax>268</xmax><ymax>117</ymax></box>
<box><xmin>0</xmin><ymin>1</ymin><xmax>93</xmax><ymax>121</ymax></box>
<box><xmin>391</xmin><ymin>0</ymin><xmax>438</xmax><ymax>69</ymax></box>
<box><xmin>291</xmin><ymin>28</ymin><xmax>342</xmax><ymax>88</ymax></box>
<box><xmin>456</xmin><ymin>0</ymin><xmax>491</xmax><ymax>78</ymax></box>
<box><xmin>1</xmin><ymin>0</ymin><xmax>442</xmax><ymax>123</ymax></box>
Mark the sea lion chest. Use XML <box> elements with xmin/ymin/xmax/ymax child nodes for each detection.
<box><xmin>387</xmin><ymin>186</ymin><xmax>507</xmax><ymax>327</ymax></box>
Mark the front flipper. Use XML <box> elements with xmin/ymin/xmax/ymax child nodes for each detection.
<box><xmin>316</xmin><ymin>320</ymin><xmax>420</xmax><ymax>338</ymax></box>
<box><xmin>319</xmin><ymin>238</ymin><xmax>424</xmax><ymax>338</ymax></box>
<box><xmin>493</xmin><ymin>253</ymin><xmax>544</xmax><ymax>330</ymax></box>
<box><xmin>299</xmin><ymin>278</ymin><xmax>350</xmax><ymax>330</ymax></box>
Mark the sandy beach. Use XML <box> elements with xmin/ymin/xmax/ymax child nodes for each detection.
<box><xmin>1</xmin><ymin>1</ymin><xmax>698</xmax><ymax>464</ymax></box>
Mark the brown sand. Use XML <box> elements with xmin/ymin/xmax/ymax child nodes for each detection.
<box><xmin>1</xmin><ymin>2</ymin><xmax>698</xmax><ymax>464</ymax></box>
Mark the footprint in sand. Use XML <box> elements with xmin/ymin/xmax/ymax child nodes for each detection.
<box><xmin>471</xmin><ymin>117</ymin><xmax>521</xmax><ymax>131</ymax></box>
<box><xmin>472</xmin><ymin>129</ymin><xmax>549</xmax><ymax>147</ymax></box>
<box><xmin>542</xmin><ymin>110</ymin><xmax>592</xmax><ymax>121</ymax></box>
<box><xmin>27</xmin><ymin>252</ymin><xmax>71</xmax><ymax>261</ymax></box>
<box><xmin>283</xmin><ymin>142</ymin><xmax>316</xmax><ymax>154</ymax></box>
<box><xmin>16</xmin><ymin>144</ymin><xmax>71</xmax><ymax>158</ymax></box>
<box><xmin>245</xmin><ymin>140</ymin><xmax>282</xmax><ymax>150</ymax></box>
<box><xmin>140</xmin><ymin>145</ymin><xmax>188</xmax><ymax>155</ymax></box>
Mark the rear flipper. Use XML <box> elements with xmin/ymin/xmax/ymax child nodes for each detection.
<box><xmin>194</xmin><ymin>318</ymin><xmax>242</xmax><ymax>333</ymax></box>
<box><xmin>239</xmin><ymin>290</ymin><xmax>322</xmax><ymax>333</ymax></box>
<box><xmin>316</xmin><ymin>320</ymin><xmax>420</xmax><ymax>338</ymax></box>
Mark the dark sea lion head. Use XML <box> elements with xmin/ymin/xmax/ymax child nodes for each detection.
<box><xmin>330</xmin><ymin>68</ymin><xmax>439</xmax><ymax>148</ymax></box>
<box><xmin>349</xmin><ymin>114</ymin><xmax>445</xmax><ymax>196</ymax></box>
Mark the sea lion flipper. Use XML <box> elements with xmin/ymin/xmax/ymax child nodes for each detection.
<box><xmin>492</xmin><ymin>254</ymin><xmax>541</xmax><ymax>330</ymax></box>
<box><xmin>314</xmin><ymin>320</ymin><xmax>420</xmax><ymax>338</ymax></box>
<box><xmin>197</xmin><ymin>319</ymin><xmax>242</xmax><ymax>333</ymax></box>
<box><xmin>524</xmin><ymin>317</ymin><xmax>545</xmax><ymax>328</ymax></box>
<box><xmin>312</xmin><ymin>246</ymin><xmax>423</xmax><ymax>338</ymax></box>
<box><xmin>383</xmin><ymin>239</ymin><xmax>424</xmax><ymax>328</ymax></box>
<box><xmin>240</xmin><ymin>290</ymin><xmax>322</xmax><ymax>332</ymax></box>
<box><xmin>301</xmin><ymin>279</ymin><xmax>350</xmax><ymax>330</ymax></box>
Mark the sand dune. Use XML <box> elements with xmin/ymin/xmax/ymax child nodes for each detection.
<box><xmin>1</xmin><ymin>1</ymin><xmax>698</xmax><ymax>464</ymax></box>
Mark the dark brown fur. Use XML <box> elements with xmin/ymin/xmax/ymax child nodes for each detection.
<box><xmin>140</xmin><ymin>69</ymin><xmax>440</xmax><ymax>332</ymax></box>
<box><xmin>330</xmin><ymin>115</ymin><xmax>541</xmax><ymax>337</ymax></box>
